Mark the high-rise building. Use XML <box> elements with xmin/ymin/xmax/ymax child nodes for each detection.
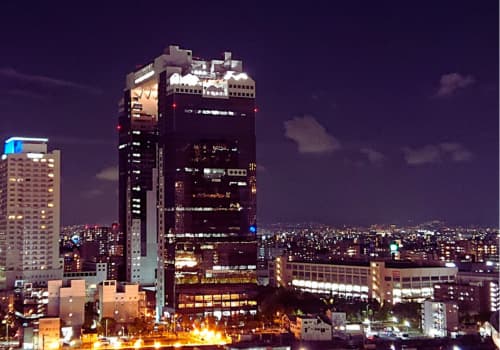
<box><xmin>0</xmin><ymin>137</ymin><xmax>62</xmax><ymax>288</ymax></box>
<box><xmin>119</xmin><ymin>62</ymin><xmax>158</xmax><ymax>285</ymax></box>
<box><xmin>121</xmin><ymin>45</ymin><xmax>258</xmax><ymax>319</ymax></box>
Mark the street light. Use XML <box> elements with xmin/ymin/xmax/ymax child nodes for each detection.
<box><xmin>2</xmin><ymin>319</ymin><xmax>8</xmax><ymax>345</ymax></box>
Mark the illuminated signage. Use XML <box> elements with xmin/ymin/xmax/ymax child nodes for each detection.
<box><xmin>202</xmin><ymin>80</ymin><xmax>228</xmax><ymax>98</ymax></box>
<box><xmin>223</xmin><ymin>71</ymin><xmax>248</xmax><ymax>81</ymax></box>
<box><xmin>169</xmin><ymin>72</ymin><xmax>200</xmax><ymax>86</ymax></box>
<box><xmin>390</xmin><ymin>242</ymin><xmax>399</xmax><ymax>253</ymax></box>
<box><xmin>4</xmin><ymin>140</ymin><xmax>23</xmax><ymax>154</ymax></box>
<box><xmin>4</xmin><ymin>137</ymin><xmax>48</xmax><ymax>155</ymax></box>
<box><xmin>134</xmin><ymin>63</ymin><xmax>154</xmax><ymax>84</ymax></box>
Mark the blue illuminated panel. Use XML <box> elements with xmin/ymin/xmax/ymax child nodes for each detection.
<box><xmin>3</xmin><ymin>137</ymin><xmax>48</xmax><ymax>155</ymax></box>
<box><xmin>4</xmin><ymin>140</ymin><xmax>23</xmax><ymax>155</ymax></box>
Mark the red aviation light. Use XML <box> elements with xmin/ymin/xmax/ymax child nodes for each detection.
<box><xmin>116</xmin><ymin>124</ymin><xmax>122</xmax><ymax>131</ymax></box>
<box><xmin>172</xmin><ymin>103</ymin><xmax>177</xmax><ymax>109</ymax></box>
<box><xmin>253</xmin><ymin>107</ymin><xmax>259</xmax><ymax>113</ymax></box>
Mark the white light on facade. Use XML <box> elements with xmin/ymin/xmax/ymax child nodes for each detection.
<box><xmin>223</xmin><ymin>71</ymin><xmax>248</xmax><ymax>80</ymax></box>
<box><xmin>134</xmin><ymin>70</ymin><xmax>155</xmax><ymax>84</ymax></box>
<box><xmin>26</xmin><ymin>153</ymin><xmax>44</xmax><ymax>159</ymax></box>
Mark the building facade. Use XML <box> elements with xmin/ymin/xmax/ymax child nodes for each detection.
<box><xmin>0</xmin><ymin>137</ymin><xmax>62</xmax><ymax>288</ymax></box>
<box><xmin>272</xmin><ymin>257</ymin><xmax>458</xmax><ymax>305</ymax></box>
<box><xmin>456</xmin><ymin>271</ymin><xmax>500</xmax><ymax>313</ymax></box>
<box><xmin>422</xmin><ymin>300</ymin><xmax>459</xmax><ymax>337</ymax></box>
<box><xmin>121</xmin><ymin>45</ymin><xmax>258</xmax><ymax>319</ymax></box>
<box><xmin>288</xmin><ymin>315</ymin><xmax>333</xmax><ymax>341</ymax></box>
<box><xmin>433</xmin><ymin>282</ymin><xmax>491</xmax><ymax>315</ymax></box>
<box><xmin>62</xmin><ymin>262</ymin><xmax>108</xmax><ymax>302</ymax></box>
<box><xmin>38</xmin><ymin>317</ymin><xmax>61</xmax><ymax>350</ymax></box>
<box><xmin>98</xmin><ymin>280</ymin><xmax>145</xmax><ymax>323</ymax></box>
<box><xmin>119</xmin><ymin>65</ymin><xmax>158</xmax><ymax>285</ymax></box>
<box><xmin>47</xmin><ymin>279</ymin><xmax>86</xmax><ymax>331</ymax></box>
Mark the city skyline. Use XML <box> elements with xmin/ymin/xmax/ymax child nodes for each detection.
<box><xmin>0</xmin><ymin>1</ymin><xmax>498</xmax><ymax>226</ymax></box>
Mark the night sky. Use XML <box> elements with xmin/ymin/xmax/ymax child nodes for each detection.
<box><xmin>0</xmin><ymin>2</ymin><xmax>498</xmax><ymax>226</ymax></box>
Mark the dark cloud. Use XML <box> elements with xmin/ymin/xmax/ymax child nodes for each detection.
<box><xmin>284</xmin><ymin>115</ymin><xmax>341</xmax><ymax>154</ymax></box>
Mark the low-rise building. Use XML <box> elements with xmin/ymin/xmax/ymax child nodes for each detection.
<box><xmin>98</xmin><ymin>280</ymin><xmax>145</xmax><ymax>323</ymax></box>
<box><xmin>272</xmin><ymin>256</ymin><xmax>458</xmax><ymax>305</ymax></box>
<box><xmin>14</xmin><ymin>282</ymin><xmax>47</xmax><ymax>319</ymax></box>
<box><xmin>47</xmin><ymin>279</ymin><xmax>85</xmax><ymax>331</ymax></box>
<box><xmin>38</xmin><ymin>317</ymin><xmax>60</xmax><ymax>350</ymax></box>
<box><xmin>288</xmin><ymin>314</ymin><xmax>332</xmax><ymax>341</ymax></box>
<box><xmin>63</xmin><ymin>262</ymin><xmax>108</xmax><ymax>302</ymax></box>
<box><xmin>422</xmin><ymin>300</ymin><xmax>459</xmax><ymax>337</ymax></box>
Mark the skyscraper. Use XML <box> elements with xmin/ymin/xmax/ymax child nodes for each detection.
<box><xmin>121</xmin><ymin>45</ymin><xmax>258</xmax><ymax>319</ymax></box>
<box><xmin>0</xmin><ymin>137</ymin><xmax>62</xmax><ymax>289</ymax></box>
<box><xmin>119</xmin><ymin>57</ymin><xmax>158</xmax><ymax>285</ymax></box>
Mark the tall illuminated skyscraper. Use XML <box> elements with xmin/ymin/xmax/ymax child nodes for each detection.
<box><xmin>119</xmin><ymin>59</ymin><xmax>158</xmax><ymax>285</ymax></box>
<box><xmin>0</xmin><ymin>137</ymin><xmax>62</xmax><ymax>289</ymax></box>
<box><xmin>121</xmin><ymin>45</ymin><xmax>258</xmax><ymax>318</ymax></box>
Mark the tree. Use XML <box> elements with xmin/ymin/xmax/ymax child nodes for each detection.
<box><xmin>259</xmin><ymin>287</ymin><xmax>326</xmax><ymax>324</ymax></box>
<box><xmin>392</xmin><ymin>302</ymin><xmax>421</xmax><ymax>325</ymax></box>
<box><xmin>83</xmin><ymin>302</ymin><xmax>97</xmax><ymax>331</ymax></box>
<box><xmin>97</xmin><ymin>318</ymin><xmax>116</xmax><ymax>337</ymax></box>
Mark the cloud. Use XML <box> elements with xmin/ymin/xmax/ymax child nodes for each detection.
<box><xmin>435</xmin><ymin>73</ymin><xmax>475</xmax><ymax>97</ymax></box>
<box><xmin>360</xmin><ymin>148</ymin><xmax>385</xmax><ymax>164</ymax></box>
<box><xmin>403</xmin><ymin>145</ymin><xmax>441</xmax><ymax>165</ymax></box>
<box><xmin>96</xmin><ymin>166</ymin><xmax>119</xmax><ymax>181</ymax></box>
<box><xmin>403</xmin><ymin>143</ymin><xmax>473</xmax><ymax>165</ymax></box>
<box><xmin>0</xmin><ymin>67</ymin><xmax>101</xmax><ymax>94</ymax></box>
<box><xmin>284</xmin><ymin>115</ymin><xmax>340</xmax><ymax>154</ymax></box>
<box><xmin>440</xmin><ymin>142</ymin><xmax>473</xmax><ymax>162</ymax></box>
<box><xmin>81</xmin><ymin>189</ymin><xmax>104</xmax><ymax>199</ymax></box>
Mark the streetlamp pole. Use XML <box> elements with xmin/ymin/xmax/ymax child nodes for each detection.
<box><xmin>2</xmin><ymin>318</ymin><xmax>8</xmax><ymax>346</ymax></box>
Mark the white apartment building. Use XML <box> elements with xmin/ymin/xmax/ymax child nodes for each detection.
<box><xmin>0</xmin><ymin>137</ymin><xmax>62</xmax><ymax>288</ymax></box>
<box><xmin>272</xmin><ymin>257</ymin><xmax>457</xmax><ymax>305</ymax></box>
<box><xmin>422</xmin><ymin>300</ymin><xmax>459</xmax><ymax>337</ymax></box>
<box><xmin>288</xmin><ymin>315</ymin><xmax>333</xmax><ymax>341</ymax></box>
